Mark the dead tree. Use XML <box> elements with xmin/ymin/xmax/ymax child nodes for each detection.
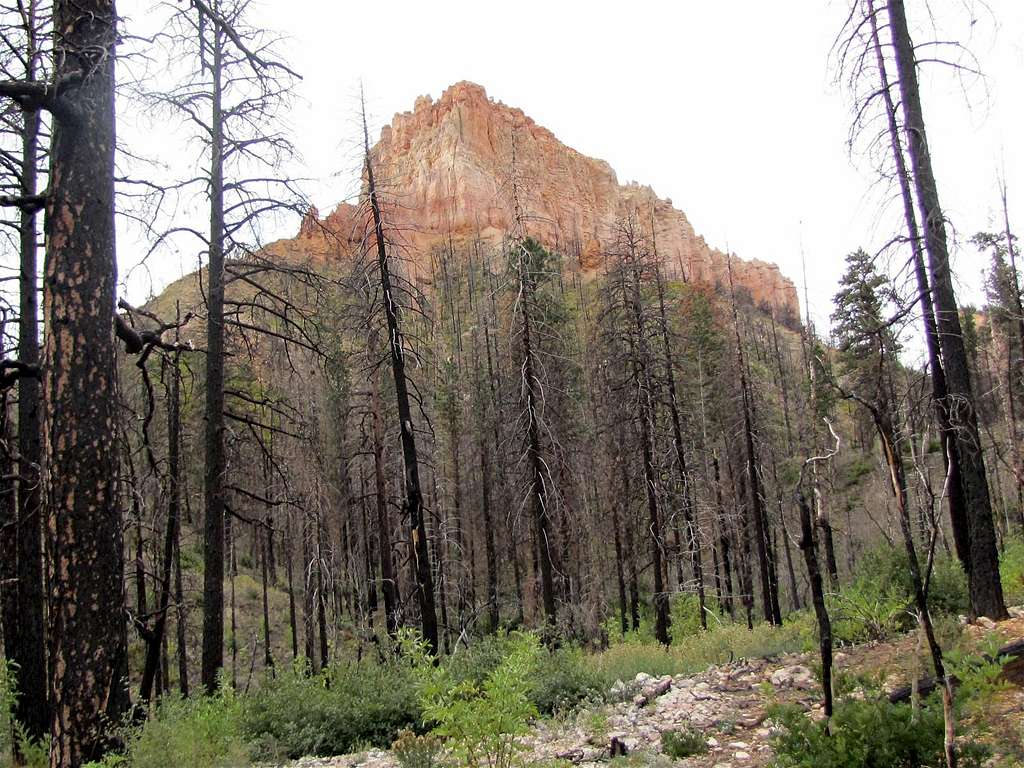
<box><xmin>359</xmin><ymin>94</ymin><xmax>439</xmax><ymax>653</ymax></box>
<box><xmin>796</xmin><ymin>419</ymin><xmax>840</xmax><ymax>721</ymax></box>
<box><xmin>0</xmin><ymin>0</ymin><xmax>130</xmax><ymax>760</ymax></box>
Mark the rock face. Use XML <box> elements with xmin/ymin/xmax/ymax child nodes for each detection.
<box><xmin>298</xmin><ymin>81</ymin><xmax>799</xmax><ymax>319</ymax></box>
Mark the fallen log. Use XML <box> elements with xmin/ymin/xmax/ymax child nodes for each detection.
<box><xmin>888</xmin><ymin>638</ymin><xmax>1024</xmax><ymax>704</ymax></box>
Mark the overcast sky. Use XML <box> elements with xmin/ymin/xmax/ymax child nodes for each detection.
<box><xmin>118</xmin><ymin>0</ymin><xmax>1024</xmax><ymax>343</ymax></box>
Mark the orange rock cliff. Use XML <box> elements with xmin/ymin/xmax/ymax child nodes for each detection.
<box><xmin>286</xmin><ymin>81</ymin><xmax>800</xmax><ymax>319</ymax></box>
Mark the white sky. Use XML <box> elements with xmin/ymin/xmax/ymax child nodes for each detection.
<box><xmin>117</xmin><ymin>0</ymin><xmax>1024</xmax><ymax>340</ymax></box>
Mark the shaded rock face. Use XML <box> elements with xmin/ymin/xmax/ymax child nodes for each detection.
<box><xmin>300</xmin><ymin>81</ymin><xmax>799</xmax><ymax>319</ymax></box>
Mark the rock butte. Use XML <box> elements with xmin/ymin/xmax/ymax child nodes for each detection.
<box><xmin>279</xmin><ymin>81</ymin><xmax>800</xmax><ymax>319</ymax></box>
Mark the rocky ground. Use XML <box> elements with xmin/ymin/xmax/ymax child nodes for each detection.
<box><xmin>287</xmin><ymin>614</ymin><xmax>1024</xmax><ymax>768</ymax></box>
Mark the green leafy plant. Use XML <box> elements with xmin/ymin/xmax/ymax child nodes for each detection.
<box><xmin>945</xmin><ymin>633</ymin><xmax>1011</xmax><ymax>717</ymax></box>
<box><xmin>0</xmin><ymin>660</ymin><xmax>13</xmax><ymax>763</ymax></box>
<box><xmin>582</xmin><ymin>708</ymin><xmax>610</xmax><ymax>745</ymax></box>
<box><xmin>407</xmin><ymin>629</ymin><xmax>541</xmax><ymax>768</ymax></box>
<box><xmin>660</xmin><ymin>727</ymin><xmax>708</xmax><ymax>759</ymax></box>
<box><xmin>769</xmin><ymin>697</ymin><xmax>989</xmax><ymax>768</ymax></box>
<box><xmin>392</xmin><ymin>728</ymin><xmax>444</xmax><ymax>768</ymax></box>
<box><xmin>108</xmin><ymin>689</ymin><xmax>249</xmax><ymax>768</ymax></box>
<box><xmin>530</xmin><ymin>646</ymin><xmax>604</xmax><ymax>716</ymax></box>
<box><xmin>240</xmin><ymin>655</ymin><xmax>421</xmax><ymax>759</ymax></box>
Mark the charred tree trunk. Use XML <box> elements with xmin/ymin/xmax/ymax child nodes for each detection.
<box><xmin>655</xmin><ymin>265</ymin><xmax>706</xmax><ymax>629</ymax></box>
<box><xmin>886</xmin><ymin>0</ymin><xmax>1007</xmax><ymax>619</ymax></box>
<box><xmin>201</xmin><ymin>15</ymin><xmax>228</xmax><ymax>693</ymax></box>
<box><xmin>174</xmin><ymin>529</ymin><xmax>189</xmax><ymax>697</ymax></box>
<box><xmin>712</xmin><ymin>454</ymin><xmax>735</xmax><ymax>618</ymax></box>
<box><xmin>12</xmin><ymin>0</ymin><xmax>48</xmax><ymax>739</ymax></box>
<box><xmin>798</xmin><ymin>489</ymin><xmax>833</xmax><ymax>720</ymax></box>
<box><xmin>43</xmin><ymin>0</ymin><xmax>130</xmax><ymax>760</ymax></box>
<box><xmin>516</xmin><ymin>245</ymin><xmax>558</xmax><ymax>629</ymax></box>
<box><xmin>370</xmin><ymin>378</ymin><xmax>399</xmax><ymax>637</ymax></box>
<box><xmin>362</xmin><ymin>104</ymin><xmax>439</xmax><ymax>652</ymax></box>
<box><xmin>139</xmin><ymin>353</ymin><xmax>184</xmax><ymax>703</ymax></box>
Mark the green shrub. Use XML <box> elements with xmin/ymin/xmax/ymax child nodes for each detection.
<box><xmin>392</xmin><ymin>729</ymin><xmax>443</xmax><ymax>768</ymax></box>
<box><xmin>660</xmin><ymin>727</ymin><xmax>708</xmax><ymax>759</ymax></box>
<box><xmin>114</xmin><ymin>691</ymin><xmax>248</xmax><ymax>768</ymax></box>
<box><xmin>530</xmin><ymin>646</ymin><xmax>605</xmax><ymax>716</ymax></box>
<box><xmin>240</xmin><ymin>657</ymin><xmax>421</xmax><ymax>759</ymax></box>
<box><xmin>1</xmin><ymin>663</ymin><xmax>50</xmax><ymax>768</ymax></box>
<box><xmin>448</xmin><ymin>634</ymin><xmax>521</xmax><ymax>689</ymax></box>
<box><xmin>409</xmin><ymin>630</ymin><xmax>541</xmax><ymax>768</ymax></box>
<box><xmin>849</xmin><ymin>544</ymin><xmax>968</xmax><ymax>617</ymax></box>
<box><xmin>769</xmin><ymin>697</ymin><xmax>988</xmax><ymax>768</ymax></box>
<box><xmin>1000</xmin><ymin>536</ymin><xmax>1024</xmax><ymax>605</ymax></box>
<box><xmin>0</xmin><ymin>661</ymin><xmax>12</xmax><ymax>763</ymax></box>
<box><xmin>827</xmin><ymin>584</ymin><xmax>906</xmax><ymax>644</ymax></box>
<box><xmin>669</xmin><ymin>594</ymin><xmax>720</xmax><ymax>639</ymax></box>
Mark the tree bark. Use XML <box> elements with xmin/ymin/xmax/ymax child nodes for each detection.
<box><xmin>201</xmin><ymin>11</ymin><xmax>228</xmax><ymax>692</ymax></box>
<box><xmin>43</xmin><ymin>1</ymin><xmax>130</xmax><ymax>761</ymax></box>
<box><xmin>887</xmin><ymin>0</ymin><xmax>1007</xmax><ymax>619</ymax></box>
<box><xmin>362</xmin><ymin>106</ymin><xmax>439</xmax><ymax>652</ymax></box>
<box><xmin>13</xmin><ymin>0</ymin><xmax>48</xmax><ymax>742</ymax></box>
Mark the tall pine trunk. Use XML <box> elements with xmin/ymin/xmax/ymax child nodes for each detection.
<box><xmin>13</xmin><ymin>0</ymin><xmax>48</xmax><ymax>744</ymax></box>
<box><xmin>886</xmin><ymin>0</ymin><xmax>1007</xmax><ymax>619</ymax></box>
<box><xmin>201</xmin><ymin>12</ymin><xmax>228</xmax><ymax>692</ymax></box>
<box><xmin>362</xmin><ymin>105</ymin><xmax>439</xmax><ymax>652</ymax></box>
<box><xmin>44</xmin><ymin>1</ymin><xmax>130</xmax><ymax>761</ymax></box>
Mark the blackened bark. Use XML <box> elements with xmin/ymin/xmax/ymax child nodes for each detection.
<box><xmin>797</xmin><ymin>490</ymin><xmax>833</xmax><ymax>719</ymax></box>
<box><xmin>867</xmin><ymin>0</ymin><xmax>967</xmax><ymax>571</ymax></box>
<box><xmin>655</xmin><ymin>265</ymin><xmax>706</xmax><ymax>629</ymax></box>
<box><xmin>44</xmin><ymin>1</ymin><xmax>130</xmax><ymax>761</ymax></box>
<box><xmin>887</xmin><ymin>0</ymin><xmax>1007</xmax><ymax>620</ymax></box>
<box><xmin>260</xmin><ymin>523</ymin><xmax>273</xmax><ymax>673</ymax></box>
<box><xmin>284</xmin><ymin>510</ymin><xmax>298</xmax><ymax>660</ymax></box>
<box><xmin>517</xmin><ymin>246</ymin><xmax>558</xmax><ymax>629</ymax></box>
<box><xmin>370</xmin><ymin>378</ymin><xmax>399</xmax><ymax>636</ymax></box>
<box><xmin>174</xmin><ymin>531</ymin><xmax>189</xmax><ymax>696</ymax></box>
<box><xmin>362</xmin><ymin>107</ymin><xmax>439</xmax><ymax>652</ymax></box>
<box><xmin>0</xmin><ymin>391</ymin><xmax>20</xmax><ymax>745</ymax></box>
<box><xmin>139</xmin><ymin>353</ymin><xmax>184</xmax><ymax>703</ymax></box>
<box><xmin>732</xmin><ymin>291</ymin><xmax>782</xmax><ymax>625</ymax></box>
<box><xmin>201</xmin><ymin>17</ymin><xmax>228</xmax><ymax>692</ymax></box>
<box><xmin>14</xmin><ymin>0</ymin><xmax>47</xmax><ymax>738</ymax></box>
<box><xmin>712</xmin><ymin>454</ymin><xmax>735</xmax><ymax>618</ymax></box>
<box><xmin>611</xmin><ymin>501</ymin><xmax>629</xmax><ymax>636</ymax></box>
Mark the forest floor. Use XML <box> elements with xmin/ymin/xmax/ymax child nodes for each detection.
<box><xmin>283</xmin><ymin>615</ymin><xmax>1024</xmax><ymax>768</ymax></box>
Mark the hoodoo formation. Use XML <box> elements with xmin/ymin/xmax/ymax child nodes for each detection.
<box><xmin>288</xmin><ymin>82</ymin><xmax>800</xmax><ymax>318</ymax></box>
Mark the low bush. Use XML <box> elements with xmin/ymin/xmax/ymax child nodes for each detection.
<box><xmin>0</xmin><ymin>661</ymin><xmax>12</xmax><ymax>763</ymax></box>
<box><xmin>848</xmin><ymin>544</ymin><xmax>968</xmax><ymax>618</ymax></box>
<box><xmin>660</xmin><ymin>726</ymin><xmax>708</xmax><ymax>759</ymax></box>
<box><xmin>92</xmin><ymin>690</ymin><xmax>248</xmax><ymax>768</ymax></box>
<box><xmin>392</xmin><ymin>729</ymin><xmax>443</xmax><ymax>768</ymax></box>
<box><xmin>769</xmin><ymin>697</ymin><xmax>988</xmax><ymax>768</ymax></box>
<box><xmin>448</xmin><ymin>633</ymin><xmax>605</xmax><ymax>716</ymax></box>
<box><xmin>240</xmin><ymin>657</ymin><xmax>421</xmax><ymax>760</ymax></box>
<box><xmin>1000</xmin><ymin>536</ymin><xmax>1024</xmax><ymax>605</ymax></box>
<box><xmin>409</xmin><ymin>630</ymin><xmax>541</xmax><ymax>768</ymax></box>
<box><xmin>530</xmin><ymin>646</ymin><xmax>605</xmax><ymax>716</ymax></box>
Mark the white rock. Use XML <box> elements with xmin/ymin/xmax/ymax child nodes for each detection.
<box><xmin>770</xmin><ymin>664</ymin><xmax>816</xmax><ymax>690</ymax></box>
